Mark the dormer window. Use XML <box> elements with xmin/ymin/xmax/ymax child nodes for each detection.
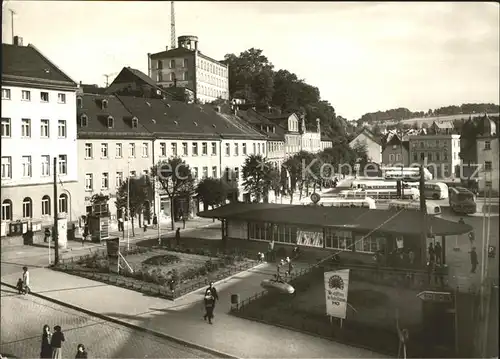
<box><xmin>272</xmin><ymin>126</ymin><xmax>275</xmax><ymax>133</ymax></box>
<box><xmin>107</xmin><ymin>116</ymin><xmax>114</xmax><ymax>129</ymax></box>
<box><xmin>101</xmin><ymin>99</ymin><xmax>108</xmax><ymax>110</ymax></box>
<box><xmin>80</xmin><ymin>115</ymin><xmax>88</xmax><ymax>127</ymax></box>
<box><xmin>77</xmin><ymin>97</ymin><xmax>83</xmax><ymax>109</ymax></box>
<box><xmin>131</xmin><ymin>117</ymin><xmax>138</xmax><ymax>128</ymax></box>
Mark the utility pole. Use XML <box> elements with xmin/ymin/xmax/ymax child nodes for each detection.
<box><xmin>53</xmin><ymin>157</ymin><xmax>59</xmax><ymax>265</ymax></box>
<box><xmin>127</xmin><ymin>161</ymin><xmax>130</xmax><ymax>251</ymax></box>
<box><xmin>9</xmin><ymin>8</ymin><xmax>15</xmax><ymax>44</ymax></box>
<box><xmin>419</xmin><ymin>165</ymin><xmax>428</xmax><ymax>266</ymax></box>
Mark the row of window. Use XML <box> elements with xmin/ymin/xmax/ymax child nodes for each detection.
<box><xmin>268</xmin><ymin>142</ymin><xmax>284</xmax><ymax>153</ymax></box>
<box><xmin>411</xmin><ymin>139</ymin><xmax>459</xmax><ymax>149</ymax></box>
<box><xmin>1</xmin><ymin>195</ymin><xmax>68</xmax><ymax>221</ymax></box>
<box><xmin>412</xmin><ymin>151</ymin><xmax>450</xmax><ymax>162</ymax></box>
<box><xmin>197</xmin><ymin>59</ymin><xmax>227</xmax><ymax>78</ymax></box>
<box><xmin>1</xmin><ymin>155</ymin><xmax>67</xmax><ymax>180</ymax></box>
<box><xmin>2</xmin><ymin>88</ymin><xmax>67</xmax><ymax>104</ymax></box>
<box><xmin>199</xmin><ymin>85</ymin><xmax>227</xmax><ymax>99</ymax></box>
<box><xmin>388</xmin><ymin>154</ymin><xmax>403</xmax><ymax>162</ymax></box>
<box><xmin>247</xmin><ymin>223</ymin><xmax>382</xmax><ymax>254</ymax></box>
<box><xmin>85</xmin><ymin>142</ymin><xmax>148</xmax><ymax>160</ymax></box>
<box><xmin>157</xmin><ymin>71</ymin><xmax>188</xmax><ymax>82</ymax></box>
<box><xmin>199</xmin><ymin>73</ymin><xmax>227</xmax><ymax>88</ymax></box>
<box><xmin>157</xmin><ymin>58</ymin><xmax>189</xmax><ymax>70</ymax></box>
<box><xmin>1</xmin><ymin>118</ymin><xmax>67</xmax><ymax>138</ymax></box>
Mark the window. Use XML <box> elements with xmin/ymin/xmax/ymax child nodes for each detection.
<box><xmin>182</xmin><ymin>142</ymin><xmax>188</xmax><ymax>156</ymax></box>
<box><xmin>59</xmin><ymin>194</ymin><xmax>68</xmax><ymax>213</ymax></box>
<box><xmin>41</xmin><ymin>195</ymin><xmax>50</xmax><ymax>216</ymax></box>
<box><xmin>57</xmin><ymin>93</ymin><xmax>66</xmax><ymax>104</ymax></box>
<box><xmin>169</xmin><ymin>59</ymin><xmax>175</xmax><ymax>68</ymax></box>
<box><xmin>419</xmin><ymin>141</ymin><xmax>424</xmax><ymax>148</ymax></box>
<box><xmin>212</xmin><ymin>166</ymin><xmax>218</xmax><ymax>178</ymax></box>
<box><xmin>242</xmin><ymin>143</ymin><xmax>247</xmax><ymax>155</ymax></box>
<box><xmin>57</xmin><ymin>120</ymin><xmax>67</xmax><ymax>138</ymax></box>
<box><xmin>160</xmin><ymin>142</ymin><xmax>167</xmax><ymax>156</ymax></box>
<box><xmin>2</xmin><ymin>89</ymin><xmax>11</xmax><ymax>100</ymax></box>
<box><xmin>485</xmin><ymin>161</ymin><xmax>492</xmax><ymax>171</ymax></box>
<box><xmin>428</xmin><ymin>153</ymin><xmax>433</xmax><ymax>161</ymax></box>
<box><xmin>436</xmin><ymin>153</ymin><xmax>440</xmax><ymax>161</ymax></box>
<box><xmin>41</xmin><ymin>155</ymin><xmax>50</xmax><ymax>176</ymax></box>
<box><xmin>80</xmin><ymin>115</ymin><xmax>88</xmax><ymax>127</ymax></box>
<box><xmin>211</xmin><ymin>142</ymin><xmax>217</xmax><ymax>155</ymax></box>
<box><xmin>77</xmin><ymin>97</ymin><xmax>83</xmax><ymax>108</ymax></box>
<box><xmin>131</xmin><ymin>118</ymin><xmax>138</xmax><ymax>128</ymax></box>
<box><xmin>443</xmin><ymin>152</ymin><xmax>448</xmax><ymax>160</ymax></box>
<box><xmin>107</xmin><ymin>117</ymin><xmax>114</xmax><ymax>128</ymax></box>
<box><xmin>169</xmin><ymin>73</ymin><xmax>175</xmax><ymax>81</ymax></box>
<box><xmin>21</xmin><ymin>119</ymin><xmax>31</xmax><ymax>138</ymax></box>
<box><xmin>183</xmin><ymin>58</ymin><xmax>188</xmax><ymax>67</ymax></box>
<box><xmin>142</xmin><ymin>142</ymin><xmax>149</xmax><ymax>157</ymax></box>
<box><xmin>324</xmin><ymin>229</ymin><xmax>353</xmax><ymax>251</ymax></box>
<box><xmin>420</xmin><ymin>152</ymin><xmax>425</xmax><ymax>160</ymax></box>
<box><xmin>192</xmin><ymin>143</ymin><xmax>198</xmax><ymax>156</ymax></box>
<box><xmin>40</xmin><ymin>119</ymin><xmax>50</xmax><ymax>138</ymax></box>
<box><xmin>389</xmin><ymin>154</ymin><xmax>395</xmax><ymax>162</ymax></box>
<box><xmin>101</xmin><ymin>172</ymin><xmax>109</xmax><ymax>189</ymax></box>
<box><xmin>225</xmin><ymin>143</ymin><xmax>230</xmax><ymax>156</ymax></box>
<box><xmin>85</xmin><ymin>143</ymin><xmax>93</xmax><ymax>159</ymax></box>
<box><xmin>157</xmin><ymin>72</ymin><xmax>163</xmax><ymax>82</ymax></box>
<box><xmin>485</xmin><ymin>181</ymin><xmax>492</xmax><ymax>189</ymax></box>
<box><xmin>171</xmin><ymin>143</ymin><xmax>178</xmax><ymax>156</ymax></box>
<box><xmin>234</xmin><ymin>143</ymin><xmax>239</xmax><ymax>156</ymax></box>
<box><xmin>58</xmin><ymin>155</ymin><xmax>67</xmax><ymax>175</ymax></box>
<box><xmin>1</xmin><ymin>156</ymin><xmax>12</xmax><ymax>179</ymax></box>
<box><xmin>253</xmin><ymin>143</ymin><xmax>256</xmax><ymax>154</ymax></box>
<box><xmin>21</xmin><ymin>156</ymin><xmax>32</xmax><ymax>177</ymax></box>
<box><xmin>22</xmin><ymin>197</ymin><xmax>32</xmax><ymax>218</ymax></box>
<box><xmin>115</xmin><ymin>143</ymin><xmax>122</xmax><ymax>158</ymax></box>
<box><xmin>22</xmin><ymin>90</ymin><xmax>31</xmax><ymax>101</ymax></box>
<box><xmin>183</xmin><ymin>72</ymin><xmax>188</xmax><ymax>81</ymax></box>
<box><xmin>130</xmin><ymin>170</ymin><xmax>136</xmax><ymax>177</ymax></box>
<box><xmin>1</xmin><ymin>199</ymin><xmax>12</xmax><ymax>221</ymax></box>
<box><xmin>202</xmin><ymin>142</ymin><xmax>208</xmax><ymax>155</ymax></box>
<box><xmin>129</xmin><ymin>143</ymin><xmax>136</xmax><ymax>158</ymax></box>
<box><xmin>157</xmin><ymin>60</ymin><xmax>163</xmax><ymax>69</ymax></box>
<box><xmin>202</xmin><ymin>167</ymin><xmax>208</xmax><ymax>178</ymax></box>
<box><xmin>85</xmin><ymin>173</ymin><xmax>93</xmax><ymax>191</ymax></box>
<box><xmin>2</xmin><ymin>118</ymin><xmax>11</xmax><ymax>137</ymax></box>
<box><xmin>113</xmin><ymin>172</ymin><xmax>123</xmax><ymax>188</ymax></box>
<box><xmin>396</xmin><ymin>154</ymin><xmax>401</xmax><ymax>161</ymax></box>
<box><xmin>354</xmin><ymin>236</ymin><xmax>382</xmax><ymax>254</ymax></box>
<box><xmin>40</xmin><ymin>92</ymin><xmax>49</xmax><ymax>102</ymax></box>
<box><xmin>101</xmin><ymin>143</ymin><xmax>108</xmax><ymax>158</ymax></box>
<box><xmin>485</xmin><ymin>141</ymin><xmax>491</xmax><ymax>150</ymax></box>
<box><xmin>234</xmin><ymin>167</ymin><xmax>239</xmax><ymax>181</ymax></box>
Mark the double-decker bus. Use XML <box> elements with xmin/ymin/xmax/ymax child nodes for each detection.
<box><xmin>449</xmin><ymin>187</ymin><xmax>477</xmax><ymax>214</ymax></box>
<box><xmin>339</xmin><ymin>187</ymin><xmax>420</xmax><ymax>200</ymax></box>
<box><xmin>381</xmin><ymin>166</ymin><xmax>433</xmax><ymax>181</ymax></box>
<box><xmin>301</xmin><ymin>197</ymin><xmax>377</xmax><ymax>209</ymax></box>
<box><xmin>387</xmin><ymin>199</ymin><xmax>442</xmax><ymax>216</ymax></box>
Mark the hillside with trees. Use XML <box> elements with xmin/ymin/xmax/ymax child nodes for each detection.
<box><xmin>222</xmin><ymin>48</ymin><xmax>351</xmax><ymax>139</ymax></box>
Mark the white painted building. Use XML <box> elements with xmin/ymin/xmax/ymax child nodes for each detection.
<box><xmin>1</xmin><ymin>41</ymin><xmax>81</xmax><ymax>237</ymax></box>
<box><xmin>301</xmin><ymin>118</ymin><xmax>322</xmax><ymax>154</ymax></box>
<box><xmin>349</xmin><ymin>128</ymin><xmax>382</xmax><ymax>163</ymax></box>
<box><xmin>476</xmin><ymin>116</ymin><xmax>498</xmax><ymax>195</ymax></box>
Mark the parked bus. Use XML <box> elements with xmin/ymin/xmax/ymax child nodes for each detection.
<box><xmin>339</xmin><ymin>187</ymin><xmax>420</xmax><ymax>200</ymax></box>
<box><xmin>449</xmin><ymin>187</ymin><xmax>477</xmax><ymax>214</ymax></box>
<box><xmin>381</xmin><ymin>166</ymin><xmax>433</xmax><ymax>181</ymax></box>
<box><xmin>424</xmin><ymin>182</ymin><xmax>449</xmax><ymax>200</ymax></box>
<box><xmin>388</xmin><ymin>200</ymin><xmax>442</xmax><ymax>216</ymax></box>
<box><xmin>301</xmin><ymin>197</ymin><xmax>377</xmax><ymax>209</ymax></box>
<box><xmin>351</xmin><ymin>179</ymin><xmax>419</xmax><ymax>191</ymax></box>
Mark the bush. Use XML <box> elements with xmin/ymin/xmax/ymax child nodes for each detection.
<box><xmin>142</xmin><ymin>254</ymin><xmax>181</xmax><ymax>266</ymax></box>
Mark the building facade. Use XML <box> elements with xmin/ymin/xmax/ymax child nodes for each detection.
<box><xmin>349</xmin><ymin>128</ymin><xmax>382</xmax><ymax>163</ymax></box>
<box><xmin>1</xmin><ymin>42</ymin><xmax>81</xmax><ymax>238</ymax></box>
<box><xmin>408</xmin><ymin>134</ymin><xmax>461</xmax><ymax>179</ymax></box>
<box><xmin>300</xmin><ymin>118</ymin><xmax>322</xmax><ymax>154</ymax></box>
<box><xmin>148</xmin><ymin>35</ymin><xmax>229</xmax><ymax>104</ymax></box>
<box><xmin>381</xmin><ymin>132</ymin><xmax>410</xmax><ymax>166</ymax></box>
<box><xmin>476</xmin><ymin>116</ymin><xmax>498</xmax><ymax>195</ymax></box>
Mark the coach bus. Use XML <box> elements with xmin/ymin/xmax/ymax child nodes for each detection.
<box><xmin>381</xmin><ymin>166</ymin><xmax>433</xmax><ymax>181</ymax></box>
<box><xmin>339</xmin><ymin>187</ymin><xmax>420</xmax><ymax>200</ymax></box>
<box><xmin>449</xmin><ymin>187</ymin><xmax>477</xmax><ymax>214</ymax></box>
<box><xmin>388</xmin><ymin>199</ymin><xmax>442</xmax><ymax>216</ymax></box>
<box><xmin>424</xmin><ymin>182</ymin><xmax>449</xmax><ymax>200</ymax></box>
<box><xmin>351</xmin><ymin>179</ymin><xmax>420</xmax><ymax>190</ymax></box>
<box><xmin>301</xmin><ymin>197</ymin><xmax>377</xmax><ymax>209</ymax></box>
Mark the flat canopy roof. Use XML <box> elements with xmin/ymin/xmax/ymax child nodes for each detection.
<box><xmin>198</xmin><ymin>203</ymin><xmax>473</xmax><ymax>236</ymax></box>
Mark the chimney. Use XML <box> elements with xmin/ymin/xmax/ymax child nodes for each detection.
<box><xmin>13</xmin><ymin>36</ymin><xmax>23</xmax><ymax>46</ymax></box>
<box><xmin>165</xmin><ymin>46</ymin><xmax>168</xmax><ymax>51</ymax></box>
<box><xmin>147</xmin><ymin>53</ymin><xmax>152</xmax><ymax>78</ymax></box>
<box><xmin>316</xmin><ymin>118</ymin><xmax>321</xmax><ymax>134</ymax></box>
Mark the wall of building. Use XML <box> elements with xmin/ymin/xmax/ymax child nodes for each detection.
<box><xmin>476</xmin><ymin>137</ymin><xmax>499</xmax><ymax>194</ymax></box>
<box><xmin>320</xmin><ymin>141</ymin><xmax>332</xmax><ymax>151</ymax></box>
<box><xmin>227</xmin><ymin>220</ymin><xmax>248</xmax><ymax>240</ymax></box>
<box><xmin>350</xmin><ymin>133</ymin><xmax>382</xmax><ymax>163</ymax></box>
<box><xmin>382</xmin><ymin>145</ymin><xmax>409</xmax><ymax>166</ymax></box>
<box><xmin>285</xmin><ymin>134</ymin><xmax>301</xmax><ymax>157</ymax></box>
<box><xmin>153</xmin><ymin>53</ymin><xmax>195</xmax><ymax>91</ymax></box>
<box><xmin>266</xmin><ymin>141</ymin><xmax>285</xmax><ymax>169</ymax></box>
<box><xmin>301</xmin><ymin>131</ymin><xmax>321</xmax><ymax>153</ymax></box>
<box><xmin>196</xmin><ymin>56</ymin><xmax>229</xmax><ymax>104</ymax></box>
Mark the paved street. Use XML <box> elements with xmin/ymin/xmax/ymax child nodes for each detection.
<box><xmin>0</xmin><ymin>285</ymin><xmax>215</xmax><ymax>358</ymax></box>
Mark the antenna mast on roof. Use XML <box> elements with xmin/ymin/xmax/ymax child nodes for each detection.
<box><xmin>171</xmin><ymin>1</ymin><xmax>176</xmax><ymax>49</ymax></box>
<box><xmin>9</xmin><ymin>8</ymin><xmax>16</xmax><ymax>44</ymax></box>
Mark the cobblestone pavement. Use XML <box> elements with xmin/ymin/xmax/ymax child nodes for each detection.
<box><xmin>0</xmin><ymin>285</ymin><xmax>215</xmax><ymax>359</ymax></box>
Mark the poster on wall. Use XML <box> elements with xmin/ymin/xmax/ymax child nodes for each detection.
<box><xmin>296</xmin><ymin>229</ymin><xmax>324</xmax><ymax>247</ymax></box>
<box><xmin>324</xmin><ymin>269</ymin><xmax>350</xmax><ymax>319</ymax></box>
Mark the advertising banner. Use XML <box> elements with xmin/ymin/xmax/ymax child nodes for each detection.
<box><xmin>296</xmin><ymin>229</ymin><xmax>324</xmax><ymax>248</ymax></box>
<box><xmin>324</xmin><ymin>269</ymin><xmax>350</xmax><ymax>319</ymax></box>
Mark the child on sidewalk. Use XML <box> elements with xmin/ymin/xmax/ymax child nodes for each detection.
<box><xmin>16</xmin><ymin>278</ymin><xmax>23</xmax><ymax>294</ymax></box>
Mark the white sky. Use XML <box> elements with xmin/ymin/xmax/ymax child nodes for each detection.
<box><xmin>2</xmin><ymin>1</ymin><xmax>499</xmax><ymax>120</ymax></box>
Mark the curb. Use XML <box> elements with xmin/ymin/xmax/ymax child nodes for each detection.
<box><xmin>1</xmin><ymin>281</ymin><xmax>238</xmax><ymax>359</ymax></box>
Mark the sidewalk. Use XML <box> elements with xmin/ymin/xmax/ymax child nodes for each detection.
<box><xmin>1</xmin><ymin>264</ymin><xmax>384</xmax><ymax>358</ymax></box>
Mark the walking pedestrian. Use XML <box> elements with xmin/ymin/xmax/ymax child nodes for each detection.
<box><xmin>428</xmin><ymin>243</ymin><xmax>435</xmax><ymax>265</ymax></box>
<box><xmin>203</xmin><ymin>282</ymin><xmax>219</xmax><ymax>324</ymax></box>
<box><xmin>16</xmin><ymin>278</ymin><xmax>24</xmax><ymax>294</ymax></box>
<box><xmin>118</xmin><ymin>217</ymin><xmax>124</xmax><ymax>232</ymax></box>
<box><xmin>40</xmin><ymin>324</ymin><xmax>52</xmax><ymax>359</ymax></box>
<box><xmin>268</xmin><ymin>239</ymin><xmax>275</xmax><ymax>261</ymax></box>
<box><xmin>181</xmin><ymin>213</ymin><xmax>186</xmax><ymax>229</ymax></box>
<box><xmin>175</xmin><ymin>228</ymin><xmax>181</xmax><ymax>246</ymax></box>
<box><xmin>50</xmin><ymin>325</ymin><xmax>65</xmax><ymax>359</ymax></box>
<box><xmin>434</xmin><ymin>242</ymin><xmax>442</xmax><ymax>265</ymax></box>
<box><xmin>75</xmin><ymin>344</ymin><xmax>88</xmax><ymax>359</ymax></box>
<box><xmin>44</xmin><ymin>228</ymin><xmax>51</xmax><ymax>243</ymax></box>
<box><xmin>22</xmin><ymin>266</ymin><xmax>30</xmax><ymax>295</ymax></box>
<box><xmin>470</xmin><ymin>247</ymin><xmax>478</xmax><ymax>274</ymax></box>
<box><xmin>152</xmin><ymin>215</ymin><xmax>158</xmax><ymax>229</ymax></box>
<box><xmin>286</xmin><ymin>257</ymin><xmax>294</xmax><ymax>277</ymax></box>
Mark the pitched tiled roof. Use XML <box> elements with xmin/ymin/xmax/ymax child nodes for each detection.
<box><xmin>115</xmin><ymin>96</ymin><xmax>266</xmax><ymax>140</ymax></box>
<box><xmin>198</xmin><ymin>203</ymin><xmax>473</xmax><ymax>236</ymax></box>
<box><xmin>2</xmin><ymin>43</ymin><xmax>77</xmax><ymax>87</ymax></box>
<box><xmin>352</xmin><ymin>127</ymin><xmax>382</xmax><ymax>146</ymax></box>
<box><xmin>77</xmin><ymin>94</ymin><xmax>153</xmax><ymax>139</ymax></box>
<box><xmin>236</xmin><ymin>110</ymin><xmax>286</xmax><ymax>140</ymax></box>
<box><xmin>150</xmin><ymin>47</ymin><xmax>194</xmax><ymax>60</ymax></box>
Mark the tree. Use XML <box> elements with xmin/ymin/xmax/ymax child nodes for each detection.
<box><xmin>282</xmin><ymin>156</ymin><xmax>300</xmax><ymax>203</ymax></box>
<box><xmin>196</xmin><ymin>178</ymin><xmax>229</xmax><ymax>211</ymax></box>
<box><xmin>242</xmin><ymin>154</ymin><xmax>272</xmax><ymax>203</ymax></box>
<box><xmin>151</xmin><ymin>157</ymin><xmax>195</xmax><ymax>230</ymax></box>
<box><xmin>90</xmin><ymin>193</ymin><xmax>110</xmax><ymax>216</ymax></box>
<box><xmin>115</xmin><ymin>176</ymin><xmax>153</xmax><ymax>237</ymax></box>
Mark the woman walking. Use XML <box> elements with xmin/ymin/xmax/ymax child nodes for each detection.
<box><xmin>40</xmin><ymin>325</ymin><xmax>52</xmax><ymax>358</ymax></box>
<box><xmin>75</xmin><ymin>344</ymin><xmax>88</xmax><ymax>359</ymax></box>
<box><xmin>50</xmin><ymin>325</ymin><xmax>65</xmax><ymax>359</ymax></box>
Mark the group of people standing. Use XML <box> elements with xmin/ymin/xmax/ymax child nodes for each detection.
<box><xmin>40</xmin><ymin>325</ymin><xmax>88</xmax><ymax>358</ymax></box>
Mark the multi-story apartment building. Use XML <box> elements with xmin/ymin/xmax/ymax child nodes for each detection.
<box><xmin>300</xmin><ymin>118</ymin><xmax>322</xmax><ymax>154</ymax></box>
<box><xmin>148</xmin><ymin>35</ymin><xmax>229</xmax><ymax>104</ymax></box>
<box><xmin>476</xmin><ymin>115</ymin><xmax>498</xmax><ymax>195</ymax></box>
<box><xmin>381</xmin><ymin>132</ymin><xmax>410</xmax><ymax>166</ymax></box>
<box><xmin>1</xmin><ymin>40</ymin><xmax>81</xmax><ymax>238</ymax></box>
